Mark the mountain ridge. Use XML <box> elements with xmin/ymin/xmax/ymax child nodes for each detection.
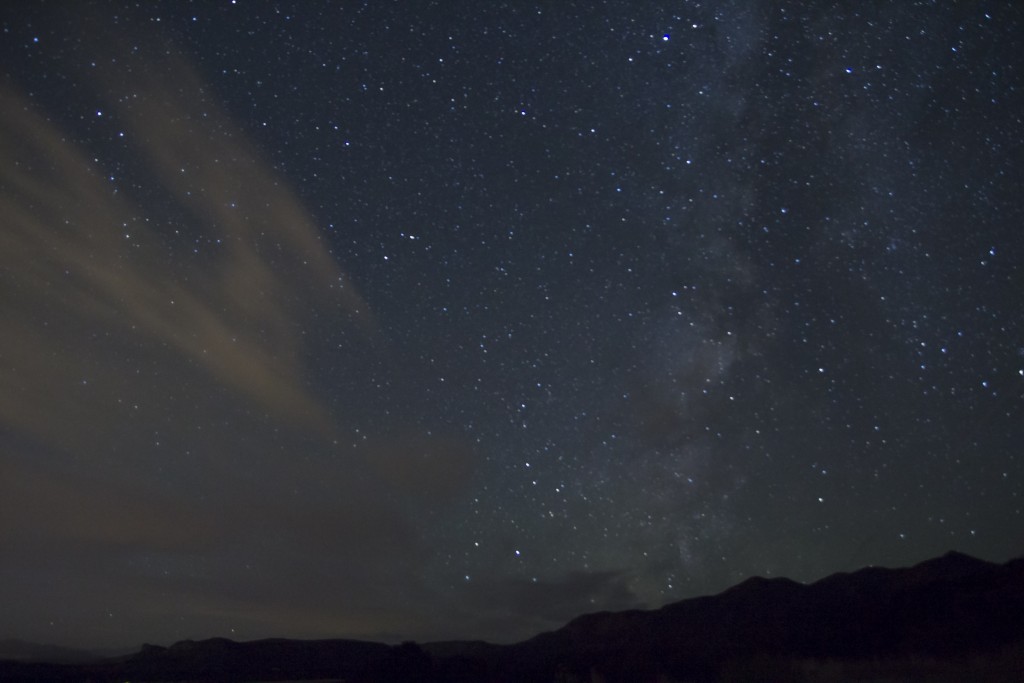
<box><xmin>3</xmin><ymin>549</ymin><xmax>1022</xmax><ymax>682</ymax></box>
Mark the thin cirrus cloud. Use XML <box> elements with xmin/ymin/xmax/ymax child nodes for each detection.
<box><xmin>0</xmin><ymin>52</ymin><xmax>379</xmax><ymax>575</ymax></box>
<box><xmin>0</xmin><ymin>46</ymin><xmax>477</xmax><ymax>645</ymax></box>
<box><xmin>0</xmin><ymin>66</ymin><xmax>371</xmax><ymax>443</ymax></box>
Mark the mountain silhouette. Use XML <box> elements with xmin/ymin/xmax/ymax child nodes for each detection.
<box><xmin>3</xmin><ymin>550</ymin><xmax>1022</xmax><ymax>682</ymax></box>
<box><xmin>0</xmin><ymin>639</ymin><xmax>103</xmax><ymax>664</ymax></box>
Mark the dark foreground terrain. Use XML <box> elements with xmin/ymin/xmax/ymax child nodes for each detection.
<box><xmin>3</xmin><ymin>551</ymin><xmax>1022</xmax><ymax>682</ymax></box>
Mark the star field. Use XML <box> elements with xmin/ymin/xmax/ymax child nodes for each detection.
<box><xmin>1</xmin><ymin>1</ymin><xmax>1022</xmax><ymax>649</ymax></box>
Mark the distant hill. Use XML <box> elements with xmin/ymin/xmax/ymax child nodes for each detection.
<box><xmin>3</xmin><ymin>550</ymin><xmax>1022</xmax><ymax>682</ymax></box>
<box><xmin>0</xmin><ymin>639</ymin><xmax>101</xmax><ymax>664</ymax></box>
<box><xmin>492</xmin><ymin>550</ymin><xmax>1024</xmax><ymax>681</ymax></box>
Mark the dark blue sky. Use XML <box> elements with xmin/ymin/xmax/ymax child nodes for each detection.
<box><xmin>1</xmin><ymin>0</ymin><xmax>1022</xmax><ymax>649</ymax></box>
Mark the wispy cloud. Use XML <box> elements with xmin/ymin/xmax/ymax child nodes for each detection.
<box><xmin>1</xmin><ymin>59</ymin><xmax>371</xmax><ymax>445</ymax></box>
<box><xmin>0</xmin><ymin>47</ymin><xmax>476</xmax><ymax>646</ymax></box>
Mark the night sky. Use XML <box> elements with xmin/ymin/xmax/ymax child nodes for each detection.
<box><xmin>2</xmin><ymin>1</ymin><xmax>1022</xmax><ymax>650</ymax></box>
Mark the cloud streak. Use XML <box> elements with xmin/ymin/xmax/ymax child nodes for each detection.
<box><xmin>0</xmin><ymin>44</ymin><xmax>476</xmax><ymax>647</ymax></box>
<box><xmin>0</xmin><ymin>59</ymin><xmax>371</xmax><ymax>444</ymax></box>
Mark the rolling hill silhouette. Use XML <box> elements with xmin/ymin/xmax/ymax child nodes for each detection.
<box><xmin>3</xmin><ymin>550</ymin><xmax>1022</xmax><ymax>682</ymax></box>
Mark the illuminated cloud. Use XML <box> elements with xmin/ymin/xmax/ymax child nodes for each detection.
<box><xmin>0</xmin><ymin>62</ymin><xmax>371</xmax><ymax>445</ymax></box>
<box><xmin>0</xmin><ymin>49</ymin><xmax>476</xmax><ymax>645</ymax></box>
